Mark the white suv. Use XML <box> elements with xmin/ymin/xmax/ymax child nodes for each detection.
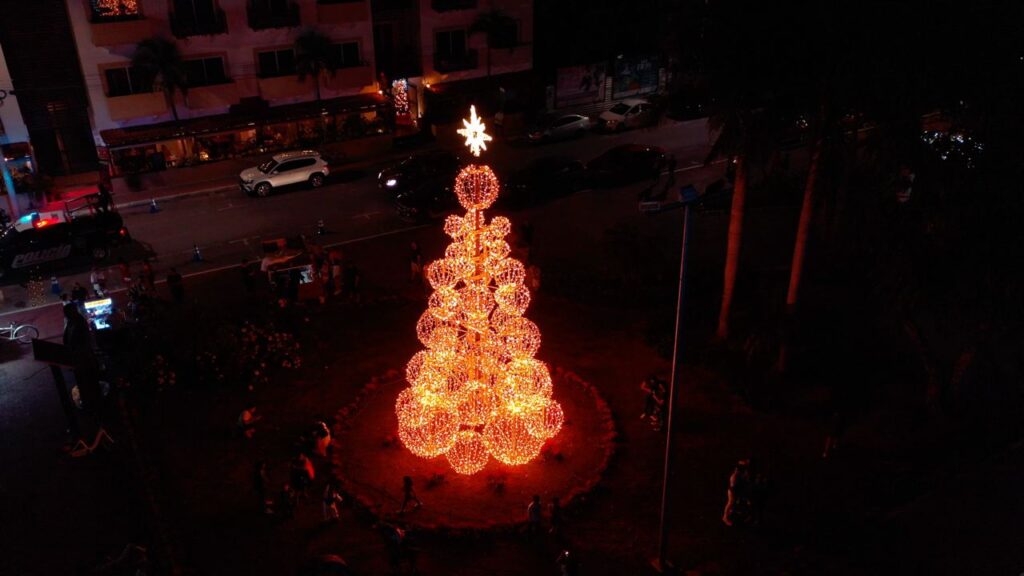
<box><xmin>239</xmin><ymin>150</ymin><xmax>330</xmax><ymax>197</ymax></box>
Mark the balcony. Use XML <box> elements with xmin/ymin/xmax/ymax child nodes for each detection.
<box><xmin>90</xmin><ymin>17</ymin><xmax>153</xmax><ymax>47</ymax></box>
<box><xmin>186</xmin><ymin>82</ymin><xmax>240</xmax><ymax>110</ymax></box>
<box><xmin>434</xmin><ymin>50</ymin><xmax>478</xmax><ymax>73</ymax></box>
<box><xmin>431</xmin><ymin>0</ymin><xmax>477</xmax><ymax>12</ymax></box>
<box><xmin>247</xmin><ymin>1</ymin><xmax>300</xmax><ymax>30</ymax></box>
<box><xmin>259</xmin><ymin>75</ymin><xmax>312</xmax><ymax>100</ymax></box>
<box><xmin>487</xmin><ymin>43</ymin><xmax>532</xmax><ymax>71</ymax></box>
<box><xmin>107</xmin><ymin>92</ymin><xmax>167</xmax><ymax>121</ymax></box>
<box><xmin>171</xmin><ymin>8</ymin><xmax>228</xmax><ymax>38</ymax></box>
<box><xmin>316</xmin><ymin>0</ymin><xmax>369</xmax><ymax>24</ymax></box>
<box><xmin>325</xmin><ymin>64</ymin><xmax>375</xmax><ymax>90</ymax></box>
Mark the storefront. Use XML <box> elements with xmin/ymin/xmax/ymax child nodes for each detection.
<box><xmin>100</xmin><ymin>93</ymin><xmax>390</xmax><ymax>177</ymax></box>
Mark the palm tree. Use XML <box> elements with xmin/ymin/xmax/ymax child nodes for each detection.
<box><xmin>132</xmin><ymin>37</ymin><xmax>188</xmax><ymax>125</ymax></box>
<box><xmin>469</xmin><ymin>8</ymin><xmax>517</xmax><ymax>78</ymax></box>
<box><xmin>295</xmin><ymin>28</ymin><xmax>337</xmax><ymax>107</ymax></box>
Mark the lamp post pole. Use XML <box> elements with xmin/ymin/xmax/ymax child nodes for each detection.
<box><xmin>653</xmin><ymin>185</ymin><xmax>699</xmax><ymax>571</ymax></box>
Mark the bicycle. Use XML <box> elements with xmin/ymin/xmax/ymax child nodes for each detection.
<box><xmin>1</xmin><ymin>321</ymin><xmax>40</xmax><ymax>344</ymax></box>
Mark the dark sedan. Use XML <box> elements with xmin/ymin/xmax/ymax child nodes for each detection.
<box><xmin>499</xmin><ymin>156</ymin><xmax>586</xmax><ymax>209</ymax></box>
<box><xmin>586</xmin><ymin>144</ymin><xmax>668</xmax><ymax>187</ymax></box>
<box><xmin>377</xmin><ymin>150</ymin><xmax>461</xmax><ymax>197</ymax></box>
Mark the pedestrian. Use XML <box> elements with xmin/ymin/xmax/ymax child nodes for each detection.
<box><xmin>722</xmin><ymin>459</ymin><xmax>751</xmax><ymax>526</ymax></box>
<box><xmin>556</xmin><ymin>549</ymin><xmax>579</xmax><ymax>576</ymax></box>
<box><xmin>527</xmin><ymin>494</ymin><xmax>542</xmax><ymax>536</ymax></box>
<box><xmin>166</xmin><ymin>268</ymin><xmax>184</xmax><ymax>304</ymax></box>
<box><xmin>343</xmin><ymin>261</ymin><xmax>361</xmax><ymax>305</ymax></box>
<box><xmin>253</xmin><ymin>461</ymin><xmax>271</xmax><ymax>514</ymax></box>
<box><xmin>142</xmin><ymin>259</ymin><xmax>156</xmax><ymax>292</ymax></box>
<box><xmin>408</xmin><ymin>241</ymin><xmax>423</xmax><ymax>284</ymax></box>
<box><xmin>237</xmin><ymin>404</ymin><xmax>261</xmax><ymax>439</ymax></box>
<box><xmin>290</xmin><ymin>453</ymin><xmax>315</xmax><ymax>498</ymax></box>
<box><xmin>50</xmin><ymin>276</ymin><xmax>61</xmax><ymax>297</ymax></box>
<box><xmin>96</xmin><ymin>182</ymin><xmax>113</xmax><ymax>212</ymax></box>
<box><xmin>311</xmin><ymin>420</ymin><xmax>332</xmax><ymax>457</ymax></box>
<box><xmin>330</xmin><ymin>251</ymin><xmax>343</xmax><ymax>296</ymax></box>
<box><xmin>71</xmin><ymin>281</ymin><xmax>88</xmax><ymax>303</ymax></box>
<box><xmin>117</xmin><ymin>258</ymin><xmax>131</xmax><ymax>287</ymax></box>
<box><xmin>380</xmin><ymin>522</ymin><xmax>404</xmax><ymax>572</ymax></box>
<box><xmin>399</xmin><ymin>475</ymin><xmax>422</xmax><ymax>513</ymax></box>
<box><xmin>549</xmin><ymin>496</ymin><xmax>562</xmax><ymax>536</ymax></box>
<box><xmin>90</xmin><ymin>267</ymin><xmax>107</xmax><ymax>297</ymax></box>
<box><xmin>322</xmin><ymin>481</ymin><xmax>344</xmax><ymax>523</ymax></box>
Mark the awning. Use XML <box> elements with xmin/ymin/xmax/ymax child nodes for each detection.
<box><xmin>100</xmin><ymin>92</ymin><xmax>389</xmax><ymax>148</ymax></box>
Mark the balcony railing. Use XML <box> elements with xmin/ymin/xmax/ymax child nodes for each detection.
<box><xmin>434</xmin><ymin>49</ymin><xmax>478</xmax><ymax>73</ymax></box>
<box><xmin>431</xmin><ymin>0</ymin><xmax>476</xmax><ymax>12</ymax></box>
<box><xmin>247</xmin><ymin>1</ymin><xmax>300</xmax><ymax>30</ymax></box>
<box><xmin>171</xmin><ymin>8</ymin><xmax>228</xmax><ymax>37</ymax></box>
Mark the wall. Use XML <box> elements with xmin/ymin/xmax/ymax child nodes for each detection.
<box><xmin>65</xmin><ymin>0</ymin><xmax>378</xmax><ymax>146</ymax></box>
<box><xmin>0</xmin><ymin>42</ymin><xmax>30</xmax><ymax>145</ymax></box>
<box><xmin>418</xmin><ymin>0</ymin><xmax>532</xmax><ymax>86</ymax></box>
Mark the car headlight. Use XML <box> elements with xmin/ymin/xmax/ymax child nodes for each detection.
<box><xmin>386</xmin><ymin>178</ymin><xmax>398</xmax><ymax>187</ymax></box>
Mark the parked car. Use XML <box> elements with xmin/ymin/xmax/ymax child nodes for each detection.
<box><xmin>586</xmin><ymin>144</ymin><xmax>667</xmax><ymax>187</ymax></box>
<box><xmin>377</xmin><ymin>150</ymin><xmax>461</xmax><ymax>197</ymax></box>
<box><xmin>500</xmin><ymin>156</ymin><xmax>586</xmax><ymax>208</ymax></box>
<box><xmin>526</xmin><ymin>114</ymin><xmax>593</xmax><ymax>143</ymax></box>
<box><xmin>239</xmin><ymin>150</ymin><xmax>331</xmax><ymax>197</ymax></box>
<box><xmin>597</xmin><ymin>98</ymin><xmax>656</xmax><ymax>132</ymax></box>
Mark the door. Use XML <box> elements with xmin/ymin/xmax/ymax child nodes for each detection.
<box><xmin>273</xmin><ymin>159</ymin><xmax>311</xmax><ymax>187</ymax></box>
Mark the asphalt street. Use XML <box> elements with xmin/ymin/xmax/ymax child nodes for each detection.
<box><xmin>1</xmin><ymin>118</ymin><xmax>714</xmax><ymax>312</ymax></box>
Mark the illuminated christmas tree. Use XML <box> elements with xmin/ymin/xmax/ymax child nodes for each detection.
<box><xmin>396</xmin><ymin>107</ymin><xmax>563</xmax><ymax>474</ymax></box>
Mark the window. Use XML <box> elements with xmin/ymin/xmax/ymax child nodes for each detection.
<box><xmin>183</xmin><ymin>57</ymin><xmax>228</xmax><ymax>87</ymax></box>
<box><xmin>258</xmin><ymin>49</ymin><xmax>296</xmax><ymax>78</ymax></box>
<box><xmin>435</xmin><ymin>30</ymin><xmax>467</xmax><ymax>59</ymax></box>
<box><xmin>330</xmin><ymin>42</ymin><xmax>361</xmax><ymax>68</ymax></box>
<box><xmin>277</xmin><ymin>158</ymin><xmax>315</xmax><ymax>172</ymax></box>
<box><xmin>90</xmin><ymin>0</ymin><xmax>141</xmax><ymax>21</ymax></box>
<box><xmin>104</xmin><ymin>66</ymin><xmax>153</xmax><ymax>97</ymax></box>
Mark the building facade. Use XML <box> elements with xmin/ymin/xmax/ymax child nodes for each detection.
<box><xmin>53</xmin><ymin>0</ymin><xmax>533</xmax><ymax>178</ymax></box>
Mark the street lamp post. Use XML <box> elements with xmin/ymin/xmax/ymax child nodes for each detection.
<box><xmin>648</xmin><ymin>184</ymin><xmax>700</xmax><ymax>572</ymax></box>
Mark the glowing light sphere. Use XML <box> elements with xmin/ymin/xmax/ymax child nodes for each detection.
<box><xmin>526</xmin><ymin>399</ymin><xmax>564</xmax><ymax>439</ymax></box>
<box><xmin>446</xmin><ymin>430</ymin><xmax>489</xmax><ymax>474</ymax></box>
<box><xmin>484</xmin><ymin>413</ymin><xmax>546</xmax><ymax>465</ymax></box>
<box><xmin>455</xmin><ymin>165</ymin><xmax>500</xmax><ymax>210</ymax></box>
<box><xmin>395</xmin><ymin>106</ymin><xmax>563</xmax><ymax>474</ymax></box>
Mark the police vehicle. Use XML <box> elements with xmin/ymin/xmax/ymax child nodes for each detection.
<box><xmin>0</xmin><ymin>194</ymin><xmax>130</xmax><ymax>282</ymax></box>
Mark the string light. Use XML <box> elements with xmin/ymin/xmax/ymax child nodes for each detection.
<box><xmin>395</xmin><ymin>108</ymin><xmax>563</xmax><ymax>474</ymax></box>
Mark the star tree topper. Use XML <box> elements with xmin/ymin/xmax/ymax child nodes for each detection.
<box><xmin>456</xmin><ymin>105</ymin><xmax>493</xmax><ymax>157</ymax></box>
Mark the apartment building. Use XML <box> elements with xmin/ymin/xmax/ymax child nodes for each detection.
<box><xmin>3</xmin><ymin>0</ymin><xmax>534</xmax><ymax>180</ymax></box>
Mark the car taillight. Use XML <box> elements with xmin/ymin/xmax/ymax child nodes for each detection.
<box><xmin>119</xmin><ymin>227</ymin><xmax>128</xmax><ymax>236</ymax></box>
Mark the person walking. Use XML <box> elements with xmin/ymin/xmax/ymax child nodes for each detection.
<box><xmin>290</xmin><ymin>453</ymin><xmax>315</xmax><ymax>498</ymax></box>
<box><xmin>322</xmin><ymin>481</ymin><xmax>344</xmax><ymax>523</ymax></box>
<box><xmin>399</xmin><ymin>475</ymin><xmax>422</xmax><ymax>513</ymax></box>
<box><xmin>90</xmin><ymin>267</ymin><xmax>107</xmax><ymax>297</ymax></box>
<box><xmin>117</xmin><ymin>258</ymin><xmax>131</xmax><ymax>288</ymax></box>
<box><xmin>549</xmin><ymin>496</ymin><xmax>562</xmax><ymax>536</ymax></box>
<box><xmin>253</xmin><ymin>461</ymin><xmax>271</xmax><ymax>514</ymax></box>
<box><xmin>70</xmin><ymin>282</ymin><xmax>88</xmax><ymax>304</ymax></box>
<box><xmin>722</xmin><ymin>459</ymin><xmax>751</xmax><ymax>526</ymax></box>
<box><xmin>166</xmin><ymin>268</ymin><xmax>184</xmax><ymax>304</ymax></box>
<box><xmin>527</xmin><ymin>494</ymin><xmax>543</xmax><ymax>537</ymax></box>
<box><xmin>408</xmin><ymin>241</ymin><xmax>423</xmax><ymax>285</ymax></box>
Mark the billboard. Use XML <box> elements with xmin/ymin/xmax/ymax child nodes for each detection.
<box><xmin>555</xmin><ymin>63</ymin><xmax>607</xmax><ymax>107</ymax></box>
<box><xmin>613</xmin><ymin>55</ymin><xmax>659</xmax><ymax>99</ymax></box>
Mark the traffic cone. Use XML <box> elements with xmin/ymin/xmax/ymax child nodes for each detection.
<box><xmin>317</xmin><ymin>219</ymin><xmax>326</xmax><ymax>236</ymax></box>
<box><xmin>192</xmin><ymin>244</ymin><xmax>203</xmax><ymax>262</ymax></box>
<box><xmin>149</xmin><ymin>198</ymin><xmax>161</xmax><ymax>213</ymax></box>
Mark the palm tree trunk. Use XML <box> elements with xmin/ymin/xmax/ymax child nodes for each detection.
<box><xmin>716</xmin><ymin>155</ymin><xmax>747</xmax><ymax>341</ymax></box>
<box><xmin>777</xmin><ymin>139</ymin><xmax>822</xmax><ymax>371</ymax></box>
